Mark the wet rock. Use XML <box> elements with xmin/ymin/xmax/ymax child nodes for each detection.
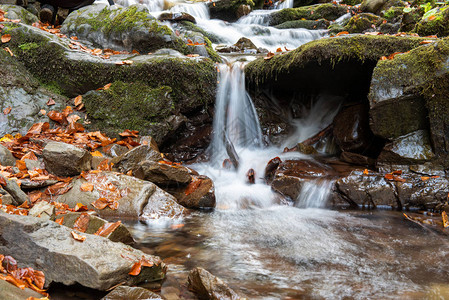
<box><xmin>0</xmin><ymin>144</ymin><xmax>15</xmax><ymax>166</ymax></box>
<box><xmin>215</xmin><ymin>44</ymin><xmax>240</xmax><ymax>53</ymax></box>
<box><xmin>101</xmin><ymin>144</ymin><xmax>130</xmax><ymax>158</ymax></box>
<box><xmin>395</xmin><ymin>175</ymin><xmax>449</xmax><ymax>209</ymax></box>
<box><xmin>0</xmin><ymin>213</ymin><xmax>166</xmax><ymax>290</ymax></box>
<box><xmin>399</xmin><ymin>7</ymin><xmax>423</xmax><ymax>32</ymax></box>
<box><xmin>377</xmin><ymin>130</ymin><xmax>434</xmax><ymax>165</ymax></box>
<box><xmin>236</xmin><ymin>4</ymin><xmax>251</xmax><ymax>18</ymax></box>
<box><xmin>271</xmin><ymin>159</ymin><xmax>336</xmax><ymax>199</ymax></box>
<box><xmin>0</xmin><ymin>174</ymin><xmax>28</xmax><ymax>205</ymax></box>
<box><xmin>134</xmin><ymin>160</ymin><xmax>192</xmax><ymax>186</ymax></box>
<box><xmin>168</xmin><ymin>175</ymin><xmax>216</xmax><ymax>209</ymax></box>
<box><xmin>269</xmin><ymin>3</ymin><xmax>347</xmax><ymax>26</ymax></box>
<box><xmin>275</xmin><ymin>18</ymin><xmax>330</xmax><ymax>30</ymax></box>
<box><xmin>28</xmin><ymin>201</ymin><xmax>55</xmax><ymax>220</ymax></box>
<box><xmin>360</xmin><ymin>0</ymin><xmax>387</xmax><ymax>14</ymax></box>
<box><xmin>102</xmin><ymin>286</ymin><xmax>163</xmax><ymax>300</ymax></box>
<box><xmin>139</xmin><ymin>136</ymin><xmax>160</xmax><ymax>152</ymax></box>
<box><xmin>43</xmin><ymin>141</ymin><xmax>92</xmax><ymax>176</ymax></box>
<box><xmin>0</xmin><ymin>4</ymin><xmax>38</xmax><ymax>24</ymax></box>
<box><xmin>344</xmin><ymin>13</ymin><xmax>385</xmax><ymax>33</ymax></box>
<box><xmin>58</xmin><ymin>212</ymin><xmax>135</xmax><ymax>244</ymax></box>
<box><xmin>296</xmin><ymin>142</ymin><xmax>318</xmax><ymax>155</ymax></box>
<box><xmin>0</xmin><ymin>279</ymin><xmax>43</xmax><ymax>300</ymax></box>
<box><xmin>340</xmin><ymin>151</ymin><xmax>375</xmax><ymax>166</ymax></box>
<box><xmin>158</xmin><ymin>12</ymin><xmax>196</xmax><ymax>23</ymax></box>
<box><xmin>368</xmin><ymin>38</ymin><xmax>449</xmax><ymax>167</ymax></box>
<box><xmin>209</xmin><ymin>0</ymin><xmax>255</xmax><ymax>22</ymax></box>
<box><xmin>61</xmin><ymin>4</ymin><xmax>185</xmax><ymax>54</ymax></box>
<box><xmin>56</xmin><ymin>171</ymin><xmax>186</xmax><ymax>220</ymax></box>
<box><xmin>112</xmin><ymin>145</ymin><xmax>161</xmax><ymax>174</ymax></box>
<box><xmin>409</xmin><ymin>162</ymin><xmax>446</xmax><ymax>177</ymax></box>
<box><xmin>264</xmin><ymin>156</ymin><xmax>282</xmax><ymax>184</ymax></box>
<box><xmin>414</xmin><ymin>5</ymin><xmax>449</xmax><ymax>37</ymax></box>
<box><xmin>234</xmin><ymin>37</ymin><xmax>258</xmax><ymax>51</ymax></box>
<box><xmin>187</xmin><ymin>267</ymin><xmax>240</xmax><ymax>300</ymax></box>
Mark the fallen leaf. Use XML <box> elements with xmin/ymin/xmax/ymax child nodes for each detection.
<box><xmin>129</xmin><ymin>257</ymin><xmax>154</xmax><ymax>276</ymax></box>
<box><xmin>363</xmin><ymin>169</ymin><xmax>369</xmax><ymax>175</ymax></box>
<box><xmin>47</xmin><ymin>111</ymin><xmax>65</xmax><ymax>124</ymax></box>
<box><xmin>39</xmin><ymin>109</ymin><xmax>46</xmax><ymax>115</ymax></box>
<box><xmin>91</xmin><ymin>198</ymin><xmax>109</xmax><ymax>210</ymax></box>
<box><xmin>95</xmin><ymin>220</ymin><xmax>121</xmax><ymax>237</ymax></box>
<box><xmin>421</xmin><ymin>176</ymin><xmax>430</xmax><ymax>181</ymax></box>
<box><xmin>1</xmin><ymin>34</ymin><xmax>11</xmax><ymax>43</ymax></box>
<box><xmin>336</xmin><ymin>31</ymin><xmax>349</xmax><ymax>36</ymax></box>
<box><xmin>4</xmin><ymin>47</ymin><xmax>13</xmax><ymax>56</ymax></box>
<box><xmin>71</xmin><ymin>231</ymin><xmax>86</xmax><ymax>242</ymax></box>
<box><xmin>185</xmin><ymin>177</ymin><xmax>201</xmax><ymax>195</ymax></box>
<box><xmin>46</xmin><ymin>98</ymin><xmax>55</xmax><ymax>106</ymax></box>
<box><xmin>55</xmin><ymin>217</ymin><xmax>64</xmax><ymax>225</ymax></box>
<box><xmin>90</xmin><ymin>151</ymin><xmax>103</xmax><ymax>157</ymax></box>
<box><xmin>443</xmin><ymin>211</ymin><xmax>449</xmax><ymax>228</ymax></box>
<box><xmin>74</xmin><ymin>95</ymin><xmax>83</xmax><ymax>107</ymax></box>
<box><xmin>80</xmin><ymin>182</ymin><xmax>94</xmax><ymax>192</ymax></box>
<box><xmin>170</xmin><ymin>223</ymin><xmax>184</xmax><ymax>229</ymax></box>
<box><xmin>3</xmin><ymin>106</ymin><xmax>11</xmax><ymax>115</ymax></box>
<box><xmin>73</xmin><ymin>203</ymin><xmax>88</xmax><ymax>212</ymax></box>
<box><xmin>66</xmin><ymin>114</ymin><xmax>80</xmax><ymax>124</ymax></box>
<box><xmin>264</xmin><ymin>52</ymin><xmax>275</xmax><ymax>60</ymax></box>
<box><xmin>73</xmin><ymin>213</ymin><xmax>90</xmax><ymax>233</ymax></box>
<box><xmin>0</xmin><ymin>177</ymin><xmax>6</xmax><ymax>187</ymax></box>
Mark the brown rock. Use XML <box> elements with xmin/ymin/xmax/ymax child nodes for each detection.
<box><xmin>187</xmin><ymin>267</ymin><xmax>241</xmax><ymax>300</ymax></box>
<box><xmin>43</xmin><ymin>141</ymin><xmax>92</xmax><ymax>176</ymax></box>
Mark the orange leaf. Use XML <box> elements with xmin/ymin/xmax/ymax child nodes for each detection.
<box><xmin>363</xmin><ymin>169</ymin><xmax>369</xmax><ymax>175</ymax></box>
<box><xmin>3</xmin><ymin>106</ymin><xmax>11</xmax><ymax>115</ymax></box>
<box><xmin>128</xmin><ymin>257</ymin><xmax>154</xmax><ymax>276</ymax></box>
<box><xmin>90</xmin><ymin>151</ymin><xmax>103</xmax><ymax>157</ymax></box>
<box><xmin>80</xmin><ymin>182</ymin><xmax>94</xmax><ymax>192</ymax></box>
<box><xmin>91</xmin><ymin>198</ymin><xmax>109</xmax><ymax>210</ymax></box>
<box><xmin>103</xmin><ymin>83</ymin><xmax>112</xmax><ymax>90</ymax></box>
<box><xmin>1</xmin><ymin>34</ymin><xmax>11</xmax><ymax>43</ymax></box>
<box><xmin>4</xmin><ymin>47</ymin><xmax>13</xmax><ymax>56</ymax></box>
<box><xmin>119</xmin><ymin>129</ymin><xmax>139</xmax><ymax>137</ymax></box>
<box><xmin>421</xmin><ymin>176</ymin><xmax>430</xmax><ymax>181</ymax></box>
<box><xmin>443</xmin><ymin>211</ymin><xmax>449</xmax><ymax>228</ymax></box>
<box><xmin>429</xmin><ymin>15</ymin><xmax>436</xmax><ymax>21</ymax></box>
<box><xmin>73</xmin><ymin>203</ymin><xmax>88</xmax><ymax>212</ymax></box>
<box><xmin>336</xmin><ymin>31</ymin><xmax>349</xmax><ymax>36</ymax></box>
<box><xmin>16</xmin><ymin>160</ymin><xmax>28</xmax><ymax>172</ymax></box>
<box><xmin>0</xmin><ymin>176</ymin><xmax>6</xmax><ymax>187</ymax></box>
<box><xmin>276</xmin><ymin>47</ymin><xmax>282</xmax><ymax>52</ymax></box>
<box><xmin>264</xmin><ymin>52</ymin><xmax>275</xmax><ymax>60</ymax></box>
<box><xmin>71</xmin><ymin>230</ymin><xmax>86</xmax><ymax>242</ymax></box>
<box><xmin>27</xmin><ymin>122</ymin><xmax>50</xmax><ymax>135</ymax></box>
<box><xmin>47</xmin><ymin>111</ymin><xmax>65</xmax><ymax>124</ymax></box>
<box><xmin>73</xmin><ymin>213</ymin><xmax>90</xmax><ymax>233</ymax></box>
<box><xmin>95</xmin><ymin>220</ymin><xmax>121</xmax><ymax>237</ymax></box>
<box><xmin>46</xmin><ymin>98</ymin><xmax>55</xmax><ymax>106</ymax></box>
<box><xmin>55</xmin><ymin>216</ymin><xmax>64</xmax><ymax>225</ymax></box>
<box><xmin>185</xmin><ymin>177</ymin><xmax>201</xmax><ymax>195</ymax></box>
<box><xmin>40</xmin><ymin>109</ymin><xmax>46</xmax><ymax>115</ymax></box>
<box><xmin>74</xmin><ymin>95</ymin><xmax>83</xmax><ymax>107</ymax></box>
<box><xmin>21</xmin><ymin>151</ymin><xmax>37</xmax><ymax>161</ymax></box>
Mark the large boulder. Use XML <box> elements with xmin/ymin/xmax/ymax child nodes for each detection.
<box><xmin>0</xmin><ymin>4</ymin><xmax>38</xmax><ymax>25</ymax></box>
<box><xmin>368</xmin><ymin>38</ymin><xmax>449</xmax><ymax>167</ymax></box>
<box><xmin>344</xmin><ymin>13</ymin><xmax>385</xmax><ymax>33</ymax></box>
<box><xmin>208</xmin><ymin>0</ymin><xmax>255</xmax><ymax>22</ymax></box>
<box><xmin>274</xmin><ymin>18</ymin><xmax>330</xmax><ymax>30</ymax></box>
<box><xmin>187</xmin><ymin>267</ymin><xmax>241</xmax><ymax>300</ymax></box>
<box><xmin>43</xmin><ymin>141</ymin><xmax>92</xmax><ymax>176</ymax></box>
<box><xmin>56</xmin><ymin>171</ymin><xmax>186</xmax><ymax>220</ymax></box>
<box><xmin>0</xmin><ymin>212</ymin><xmax>166</xmax><ymax>290</ymax></box>
<box><xmin>134</xmin><ymin>160</ymin><xmax>192</xmax><ymax>186</ymax></box>
<box><xmin>268</xmin><ymin>3</ymin><xmax>347</xmax><ymax>26</ymax></box>
<box><xmin>112</xmin><ymin>145</ymin><xmax>161</xmax><ymax>174</ymax></box>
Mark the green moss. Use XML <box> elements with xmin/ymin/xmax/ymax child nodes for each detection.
<box><xmin>341</xmin><ymin>0</ymin><xmax>362</xmax><ymax>6</ymax></box>
<box><xmin>179</xmin><ymin>21</ymin><xmax>220</xmax><ymax>44</ymax></box>
<box><xmin>382</xmin><ymin>6</ymin><xmax>405</xmax><ymax>21</ymax></box>
<box><xmin>269</xmin><ymin>3</ymin><xmax>347</xmax><ymax>26</ymax></box>
<box><xmin>209</xmin><ymin>0</ymin><xmax>256</xmax><ymax>21</ymax></box>
<box><xmin>413</xmin><ymin>5</ymin><xmax>449</xmax><ymax>37</ymax></box>
<box><xmin>204</xmin><ymin>37</ymin><xmax>223</xmax><ymax>63</ymax></box>
<box><xmin>18</xmin><ymin>42</ymin><xmax>39</xmax><ymax>52</ymax></box>
<box><xmin>275</xmin><ymin>18</ymin><xmax>330</xmax><ymax>29</ymax></box>
<box><xmin>245</xmin><ymin>35</ymin><xmax>428</xmax><ymax>88</ymax></box>
<box><xmin>41</xmin><ymin>81</ymin><xmax>65</xmax><ymax>95</ymax></box>
<box><xmin>344</xmin><ymin>13</ymin><xmax>385</xmax><ymax>33</ymax></box>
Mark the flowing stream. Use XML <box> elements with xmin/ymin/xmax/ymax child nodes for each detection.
<box><xmin>92</xmin><ymin>1</ymin><xmax>449</xmax><ymax>299</ymax></box>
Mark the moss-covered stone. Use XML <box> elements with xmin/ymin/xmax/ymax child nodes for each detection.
<box><xmin>0</xmin><ymin>4</ymin><xmax>38</xmax><ymax>25</ymax></box>
<box><xmin>368</xmin><ymin>38</ymin><xmax>449</xmax><ymax>167</ymax></box>
<box><xmin>399</xmin><ymin>7</ymin><xmax>423</xmax><ymax>32</ymax></box>
<box><xmin>344</xmin><ymin>13</ymin><xmax>385</xmax><ymax>33</ymax></box>
<box><xmin>275</xmin><ymin>18</ymin><xmax>330</xmax><ymax>29</ymax></box>
<box><xmin>209</xmin><ymin>0</ymin><xmax>255</xmax><ymax>22</ymax></box>
<box><xmin>245</xmin><ymin>34</ymin><xmax>428</xmax><ymax>88</ymax></box>
<box><xmin>381</xmin><ymin>6</ymin><xmax>405</xmax><ymax>22</ymax></box>
<box><xmin>413</xmin><ymin>5</ymin><xmax>449</xmax><ymax>37</ymax></box>
<box><xmin>268</xmin><ymin>3</ymin><xmax>347</xmax><ymax>26</ymax></box>
<box><xmin>178</xmin><ymin>21</ymin><xmax>221</xmax><ymax>44</ymax></box>
<box><xmin>341</xmin><ymin>0</ymin><xmax>362</xmax><ymax>6</ymax></box>
<box><xmin>60</xmin><ymin>4</ymin><xmax>188</xmax><ymax>54</ymax></box>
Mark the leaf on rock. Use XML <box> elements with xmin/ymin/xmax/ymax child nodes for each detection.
<box><xmin>71</xmin><ymin>230</ymin><xmax>86</xmax><ymax>242</ymax></box>
<box><xmin>119</xmin><ymin>129</ymin><xmax>139</xmax><ymax>138</ymax></box>
<box><xmin>80</xmin><ymin>182</ymin><xmax>94</xmax><ymax>192</ymax></box>
<box><xmin>47</xmin><ymin>111</ymin><xmax>65</xmax><ymax>124</ymax></box>
<box><xmin>1</xmin><ymin>34</ymin><xmax>11</xmax><ymax>43</ymax></box>
<box><xmin>185</xmin><ymin>177</ymin><xmax>201</xmax><ymax>196</ymax></box>
<box><xmin>90</xmin><ymin>151</ymin><xmax>103</xmax><ymax>157</ymax></box>
<box><xmin>16</xmin><ymin>160</ymin><xmax>28</xmax><ymax>172</ymax></box>
<box><xmin>95</xmin><ymin>220</ymin><xmax>121</xmax><ymax>237</ymax></box>
<box><xmin>443</xmin><ymin>211</ymin><xmax>449</xmax><ymax>228</ymax></box>
<box><xmin>21</xmin><ymin>151</ymin><xmax>38</xmax><ymax>161</ymax></box>
<box><xmin>129</xmin><ymin>256</ymin><xmax>154</xmax><ymax>276</ymax></box>
<box><xmin>3</xmin><ymin>106</ymin><xmax>11</xmax><ymax>115</ymax></box>
<box><xmin>46</xmin><ymin>98</ymin><xmax>55</xmax><ymax>106</ymax></box>
<box><xmin>264</xmin><ymin>52</ymin><xmax>274</xmax><ymax>60</ymax></box>
<box><xmin>0</xmin><ymin>176</ymin><xmax>6</xmax><ymax>187</ymax></box>
<box><xmin>91</xmin><ymin>197</ymin><xmax>109</xmax><ymax>210</ymax></box>
<box><xmin>73</xmin><ymin>213</ymin><xmax>90</xmax><ymax>233</ymax></box>
<box><xmin>74</xmin><ymin>203</ymin><xmax>88</xmax><ymax>212</ymax></box>
<box><xmin>27</xmin><ymin>122</ymin><xmax>50</xmax><ymax>135</ymax></box>
<box><xmin>55</xmin><ymin>216</ymin><xmax>64</xmax><ymax>225</ymax></box>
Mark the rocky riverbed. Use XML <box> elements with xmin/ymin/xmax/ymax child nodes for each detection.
<box><xmin>0</xmin><ymin>0</ymin><xmax>449</xmax><ymax>298</ymax></box>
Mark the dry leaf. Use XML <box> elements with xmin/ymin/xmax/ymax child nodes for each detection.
<box><xmin>55</xmin><ymin>217</ymin><xmax>64</xmax><ymax>225</ymax></box>
<box><xmin>46</xmin><ymin>98</ymin><xmax>55</xmax><ymax>106</ymax></box>
<box><xmin>4</xmin><ymin>47</ymin><xmax>13</xmax><ymax>56</ymax></box>
<box><xmin>71</xmin><ymin>231</ymin><xmax>86</xmax><ymax>242</ymax></box>
<box><xmin>3</xmin><ymin>106</ymin><xmax>11</xmax><ymax>115</ymax></box>
<box><xmin>80</xmin><ymin>182</ymin><xmax>94</xmax><ymax>192</ymax></box>
<box><xmin>74</xmin><ymin>95</ymin><xmax>83</xmax><ymax>107</ymax></box>
<box><xmin>73</xmin><ymin>213</ymin><xmax>90</xmax><ymax>233</ymax></box>
<box><xmin>90</xmin><ymin>151</ymin><xmax>103</xmax><ymax>157</ymax></box>
<box><xmin>1</xmin><ymin>34</ymin><xmax>11</xmax><ymax>43</ymax></box>
<box><xmin>95</xmin><ymin>221</ymin><xmax>121</xmax><ymax>237</ymax></box>
<box><xmin>129</xmin><ymin>257</ymin><xmax>154</xmax><ymax>276</ymax></box>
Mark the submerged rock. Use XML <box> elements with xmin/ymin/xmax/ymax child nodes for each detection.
<box><xmin>158</xmin><ymin>12</ymin><xmax>196</xmax><ymax>23</ymax></box>
<box><xmin>187</xmin><ymin>267</ymin><xmax>241</xmax><ymax>300</ymax></box>
<box><xmin>0</xmin><ymin>213</ymin><xmax>166</xmax><ymax>290</ymax></box>
<box><xmin>134</xmin><ymin>160</ymin><xmax>192</xmax><ymax>186</ymax></box>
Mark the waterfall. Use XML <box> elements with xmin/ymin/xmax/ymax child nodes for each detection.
<box><xmin>296</xmin><ymin>179</ymin><xmax>334</xmax><ymax>208</ymax></box>
<box><xmin>169</xmin><ymin>3</ymin><xmax>210</xmax><ymax>20</ymax></box>
<box><xmin>210</xmin><ymin>63</ymin><xmax>263</xmax><ymax>166</ymax></box>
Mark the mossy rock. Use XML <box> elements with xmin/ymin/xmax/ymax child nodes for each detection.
<box><xmin>268</xmin><ymin>3</ymin><xmax>347</xmax><ymax>26</ymax></box>
<box><xmin>368</xmin><ymin>38</ymin><xmax>449</xmax><ymax>167</ymax></box>
<box><xmin>0</xmin><ymin>4</ymin><xmax>38</xmax><ymax>25</ymax></box>
<box><xmin>2</xmin><ymin>22</ymin><xmax>217</xmax><ymax>114</ymax></box>
<box><xmin>399</xmin><ymin>7</ymin><xmax>424</xmax><ymax>32</ymax></box>
<box><xmin>83</xmin><ymin>81</ymin><xmax>181</xmax><ymax>142</ymax></box>
<box><xmin>413</xmin><ymin>5</ymin><xmax>449</xmax><ymax>37</ymax></box>
<box><xmin>178</xmin><ymin>21</ymin><xmax>221</xmax><ymax>44</ymax></box>
<box><xmin>209</xmin><ymin>0</ymin><xmax>255</xmax><ymax>22</ymax></box>
<box><xmin>245</xmin><ymin>34</ymin><xmax>428</xmax><ymax>88</ymax></box>
<box><xmin>275</xmin><ymin>18</ymin><xmax>330</xmax><ymax>29</ymax></box>
<box><xmin>293</xmin><ymin>0</ymin><xmax>331</xmax><ymax>8</ymax></box>
<box><xmin>341</xmin><ymin>0</ymin><xmax>362</xmax><ymax>6</ymax></box>
<box><xmin>381</xmin><ymin>6</ymin><xmax>405</xmax><ymax>22</ymax></box>
<box><xmin>60</xmin><ymin>4</ymin><xmax>187</xmax><ymax>54</ymax></box>
<box><xmin>344</xmin><ymin>13</ymin><xmax>385</xmax><ymax>33</ymax></box>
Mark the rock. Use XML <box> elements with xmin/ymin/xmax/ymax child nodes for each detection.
<box><xmin>271</xmin><ymin>159</ymin><xmax>336</xmax><ymax>199</ymax></box>
<box><xmin>112</xmin><ymin>145</ymin><xmax>161</xmax><ymax>174</ymax></box>
<box><xmin>28</xmin><ymin>201</ymin><xmax>55</xmax><ymax>220</ymax></box>
<box><xmin>102</xmin><ymin>286</ymin><xmax>163</xmax><ymax>300</ymax></box>
<box><xmin>368</xmin><ymin>38</ymin><xmax>449</xmax><ymax>167</ymax></box>
<box><xmin>61</xmin><ymin>4</ymin><xmax>185</xmax><ymax>54</ymax></box>
<box><xmin>187</xmin><ymin>267</ymin><xmax>241</xmax><ymax>300</ymax></box>
<box><xmin>377</xmin><ymin>130</ymin><xmax>435</xmax><ymax>165</ymax></box>
<box><xmin>344</xmin><ymin>13</ymin><xmax>385</xmax><ymax>33</ymax></box>
<box><xmin>409</xmin><ymin>162</ymin><xmax>446</xmax><ymax>177</ymax></box>
<box><xmin>0</xmin><ymin>213</ymin><xmax>166</xmax><ymax>290</ymax></box>
<box><xmin>158</xmin><ymin>12</ymin><xmax>196</xmax><ymax>23</ymax></box>
<box><xmin>0</xmin><ymin>4</ymin><xmax>38</xmax><ymax>25</ymax></box>
<box><xmin>56</xmin><ymin>171</ymin><xmax>186</xmax><ymax>220</ymax></box>
<box><xmin>43</xmin><ymin>141</ymin><xmax>92</xmax><ymax>176</ymax></box>
<box><xmin>333</xmin><ymin>103</ymin><xmax>378</xmax><ymax>154</ymax></box>
<box><xmin>0</xmin><ymin>279</ymin><xmax>43</xmax><ymax>300</ymax></box>
<box><xmin>134</xmin><ymin>160</ymin><xmax>192</xmax><ymax>186</ymax></box>
<box><xmin>215</xmin><ymin>44</ymin><xmax>240</xmax><ymax>53</ymax></box>
<box><xmin>275</xmin><ymin>18</ymin><xmax>330</xmax><ymax>30</ymax></box>
<box><xmin>168</xmin><ymin>175</ymin><xmax>216</xmax><ymax>209</ymax></box>
<box><xmin>268</xmin><ymin>3</ymin><xmax>347</xmax><ymax>26</ymax></box>
<box><xmin>209</xmin><ymin>0</ymin><xmax>255</xmax><ymax>22</ymax></box>
<box><xmin>236</xmin><ymin>4</ymin><xmax>251</xmax><ymax>18</ymax></box>
<box><xmin>58</xmin><ymin>212</ymin><xmax>135</xmax><ymax>244</ymax></box>
<box><xmin>0</xmin><ymin>189</ymin><xmax>15</xmax><ymax>205</ymax></box>
<box><xmin>0</xmin><ymin>174</ymin><xmax>28</xmax><ymax>205</ymax></box>
<box><xmin>340</xmin><ymin>151</ymin><xmax>375</xmax><ymax>166</ymax></box>
<box><xmin>139</xmin><ymin>136</ymin><xmax>160</xmax><ymax>152</ymax></box>
<box><xmin>101</xmin><ymin>144</ymin><xmax>130</xmax><ymax>158</ymax></box>
<box><xmin>296</xmin><ymin>142</ymin><xmax>318</xmax><ymax>155</ymax></box>
<box><xmin>399</xmin><ymin>7</ymin><xmax>423</xmax><ymax>32</ymax></box>
<box><xmin>360</xmin><ymin>0</ymin><xmax>387</xmax><ymax>14</ymax></box>
<box><xmin>20</xmin><ymin>178</ymin><xmax>58</xmax><ymax>190</ymax></box>
<box><xmin>414</xmin><ymin>5</ymin><xmax>449</xmax><ymax>37</ymax></box>
<box><xmin>0</xmin><ymin>144</ymin><xmax>15</xmax><ymax>166</ymax></box>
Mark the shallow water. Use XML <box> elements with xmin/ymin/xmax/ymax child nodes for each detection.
<box><xmin>129</xmin><ymin>207</ymin><xmax>449</xmax><ymax>299</ymax></box>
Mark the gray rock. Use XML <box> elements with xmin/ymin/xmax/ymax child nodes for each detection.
<box><xmin>113</xmin><ymin>145</ymin><xmax>161</xmax><ymax>174</ymax></box>
<box><xmin>187</xmin><ymin>267</ymin><xmax>241</xmax><ymax>300</ymax></box>
<box><xmin>0</xmin><ymin>212</ymin><xmax>166</xmax><ymax>290</ymax></box>
<box><xmin>28</xmin><ymin>201</ymin><xmax>55</xmax><ymax>220</ymax></box>
<box><xmin>378</xmin><ymin>130</ymin><xmax>435</xmax><ymax>164</ymax></box>
<box><xmin>102</xmin><ymin>286</ymin><xmax>163</xmax><ymax>300</ymax></box>
<box><xmin>0</xmin><ymin>144</ymin><xmax>15</xmax><ymax>166</ymax></box>
<box><xmin>43</xmin><ymin>141</ymin><xmax>92</xmax><ymax>176</ymax></box>
<box><xmin>0</xmin><ymin>279</ymin><xmax>43</xmax><ymax>300</ymax></box>
<box><xmin>0</xmin><ymin>174</ymin><xmax>28</xmax><ymax>205</ymax></box>
<box><xmin>0</xmin><ymin>188</ymin><xmax>15</xmax><ymax>205</ymax></box>
<box><xmin>360</xmin><ymin>0</ymin><xmax>387</xmax><ymax>14</ymax></box>
<box><xmin>168</xmin><ymin>175</ymin><xmax>216</xmax><ymax>209</ymax></box>
<box><xmin>134</xmin><ymin>160</ymin><xmax>192</xmax><ymax>186</ymax></box>
<box><xmin>158</xmin><ymin>12</ymin><xmax>196</xmax><ymax>23</ymax></box>
<box><xmin>56</xmin><ymin>171</ymin><xmax>186</xmax><ymax>220</ymax></box>
<box><xmin>0</xmin><ymin>4</ymin><xmax>39</xmax><ymax>25</ymax></box>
